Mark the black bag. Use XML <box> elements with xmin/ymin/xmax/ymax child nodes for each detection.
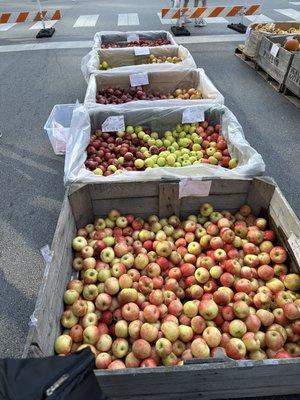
<box><xmin>0</xmin><ymin>348</ymin><xmax>103</xmax><ymax>400</ymax></box>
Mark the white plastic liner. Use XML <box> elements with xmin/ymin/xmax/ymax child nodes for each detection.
<box><xmin>84</xmin><ymin>68</ymin><xmax>224</xmax><ymax>107</ymax></box>
<box><xmin>93</xmin><ymin>30</ymin><xmax>177</xmax><ymax>49</ymax></box>
<box><xmin>81</xmin><ymin>45</ymin><xmax>197</xmax><ymax>82</ymax></box>
<box><xmin>64</xmin><ymin>104</ymin><xmax>265</xmax><ymax>185</ymax></box>
<box><xmin>44</xmin><ymin>104</ymin><xmax>75</xmax><ymax>155</ymax></box>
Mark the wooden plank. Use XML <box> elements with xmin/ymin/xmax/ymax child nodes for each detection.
<box><xmin>180</xmin><ymin>193</ymin><xmax>247</xmax><ymax>216</ymax></box>
<box><xmin>95</xmin><ymin>361</ymin><xmax>300</xmax><ymax>398</ymax></box>
<box><xmin>159</xmin><ymin>183</ymin><xmax>180</xmax><ymax>218</ymax></box>
<box><xmin>89</xmin><ymin>181</ymin><xmax>159</xmax><ymax>200</ymax></box>
<box><xmin>93</xmin><ymin>197</ymin><xmax>159</xmax><ymax>218</ymax></box>
<box><xmin>69</xmin><ymin>185</ymin><xmax>94</xmax><ymax>228</ymax></box>
<box><xmin>209</xmin><ymin>179</ymin><xmax>251</xmax><ymax>194</ymax></box>
<box><xmin>284</xmin><ymin>53</ymin><xmax>300</xmax><ymax>99</ymax></box>
<box><xmin>269</xmin><ymin>187</ymin><xmax>300</xmax><ymax>238</ymax></box>
<box><xmin>246</xmin><ymin>177</ymin><xmax>276</xmax><ymax>216</ymax></box>
<box><xmin>23</xmin><ymin>194</ymin><xmax>76</xmax><ymax>357</ymax></box>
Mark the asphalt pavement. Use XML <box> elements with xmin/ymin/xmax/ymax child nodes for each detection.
<box><xmin>0</xmin><ymin>0</ymin><xmax>299</xmax><ymax>364</ymax></box>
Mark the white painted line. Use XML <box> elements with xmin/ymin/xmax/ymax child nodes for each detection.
<box><xmin>0</xmin><ymin>34</ymin><xmax>246</xmax><ymax>53</ymax></box>
<box><xmin>204</xmin><ymin>17</ymin><xmax>228</xmax><ymax>24</ymax></box>
<box><xmin>118</xmin><ymin>13</ymin><xmax>139</xmax><ymax>26</ymax></box>
<box><xmin>157</xmin><ymin>12</ymin><xmax>177</xmax><ymax>25</ymax></box>
<box><xmin>274</xmin><ymin>8</ymin><xmax>300</xmax><ymax>20</ymax></box>
<box><xmin>0</xmin><ymin>41</ymin><xmax>93</xmax><ymax>53</ymax></box>
<box><xmin>176</xmin><ymin>33</ymin><xmax>246</xmax><ymax>44</ymax></box>
<box><xmin>289</xmin><ymin>2</ymin><xmax>300</xmax><ymax>5</ymax></box>
<box><xmin>29</xmin><ymin>20</ymin><xmax>57</xmax><ymax>30</ymax></box>
<box><xmin>245</xmin><ymin>14</ymin><xmax>273</xmax><ymax>23</ymax></box>
<box><xmin>0</xmin><ymin>23</ymin><xmax>17</xmax><ymax>31</ymax></box>
<box><xmin>73</xmin><ymin>15</ymin><xmax>99</xmax><ymax>27</ymax></box>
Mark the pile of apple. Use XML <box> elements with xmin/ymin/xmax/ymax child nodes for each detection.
<box><xmin>147</xmin><ymin>54</ymin><xmax>182</xmax><ymax>64</ymax></box>
<box><xmin>101</xmin><ymin>39</ymin><xmax>172</xmax><ymax>49</ymax></box>
<box><xmin>54</xmin><ymin>203</ymin><xmax>300</xmax><ymax>369</ymax></box>
<box><xmin>84</xmin><ymin>123</ymin><xmax>237</xmax><ymax>176</ymax></box>
<box><xmin>96</xmin><ymin>86</ymin><xmax>202</xmax><ymax>105</ymax></box>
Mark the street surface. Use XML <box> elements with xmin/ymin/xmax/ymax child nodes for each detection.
<box><xmin>0</xmin><ymin>0</ymin><xmax>299</xmax><ymax>365</ymax></box>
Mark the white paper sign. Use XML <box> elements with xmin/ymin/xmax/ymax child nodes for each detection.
<box><xmin>287</xmin><ymin>36</ymin><xmax>294</xmax><ymax>41</ymax></box>
<box><xmin>179</xmin><ymin>180</ymin><xmax>212</xmax><ymax>199</ymax></box>
<box><xmin>134</xmin><ymin>46</ymin><xmax>150</xmax><ymax>55</ymax></box>
<box><xmin>246</xmin><ymin>26</ymin><xmax>251</xmax><ymax>37</ymax></box>
<box><xmin>288</xmin><ymin>233</ymin><xmax>300</xmax><ymax>265</ymax></box>
<box><xmin>102</xmin><ymin>116</ymin><xmax>125</xmax><ymax>132</ymax></box>
<box><xmin>182</xmin><ymin>107</ymin><xmax>205</xmax><ymax>123</ymax></box>
<box><xmin>127</xmin><ymin>33</ymin><xmax>139</xmax><ymax>43</ymax></box>
<box><xmin>130</xmin><ymin>72</ymin><xmax>149</xmax><ymax>87</ymax></box>
<box><xmin>270</xmin><ymin>43</ymin><xmax>280</xmax><ymax>57</ymax></box>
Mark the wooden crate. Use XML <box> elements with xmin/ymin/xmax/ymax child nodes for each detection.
<box><xmin>284</xmin><ymin>53</ymin><xmax>300</xmax><ymax>99</ymax></box>
<box><xmin>256</xmin><ymin>36</ymin><xmax>300</xmax><ymax>91</ymax></box>
<box><xmin>23</xmin><ymin>177</ymin><xmax>300</xmax><ymax>399</ymax></box>
<box><xmin>243</xmin><ymin>22</ymin><xmax>300</xmax><ymax>60</ymax></box>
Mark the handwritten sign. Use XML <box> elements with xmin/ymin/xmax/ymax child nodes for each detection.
<box><xmin>130</xmin><ymin>72</ymin><xmax>149</xmax><ymax>87</ymax></box>
<box><xmin>134</xmin><ymin>46</ymin><xmax>150</xmax><ymax>55</ymax></box>
<box><xmin>102</xmin><ymin>116</ymin><xmax>125</xmax><ymax>132</ymax></box>
<box><xmin>182</xmin><ymin>107</ymin><xmax>205</xmax><ymax>123</ymax></box>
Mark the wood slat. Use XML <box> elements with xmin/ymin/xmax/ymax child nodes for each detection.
<box><xmin>95</xmin><ymin>361</ymin><xmax>300</xmax><ymax>398</ymax></box>
<box><xmin>159</xmin><ymin>183</ymin><xmax>179</xmax><ymax>218</ymax></box>
<box><xmin>69</xmin><ymin>185</ymin><xmax>94</xmax><ymax>228</ymax></box>
<box><xmin>246</xmin><ymin>177</ymin><xmax>276</xmax><ymax>215</ymax></box>
<box><xmin>24</xmin><ymin>194</ymin><xmax>76</xmax><ymax>356</ymax></box>
<box><xmin>209</xmin><ymin>178</ymin><xmax>251</xmax><ymax>194</ymax></box>
<box><xmin>180</xmin><ymin>193</ymin><xmax>248</xmax><ymax>216</ymax></box>
<box><xmin>89</xmin><ymin>181</ymin><xmax>159</xmax><ymax>200</ymax></box>
<box><xmin>93</xmin><ymin>197</ymin><xmax>159</xmax><ymax>218</ymax></box>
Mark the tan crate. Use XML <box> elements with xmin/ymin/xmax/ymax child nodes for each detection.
<box><xmin>24</xmin><ymin>177</ymin><xmax>300</xmax><ymax>399</ymax></box>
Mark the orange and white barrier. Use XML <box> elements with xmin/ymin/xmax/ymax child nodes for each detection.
<box><xmin>161</xmin><ymin>4</ymin><xmax>260</xmax><ymax>20</ymax></box>
<box><xmin>0</xmin><ymin>10</ymin><xmax>61</xmax><ymax>23</ymax></box>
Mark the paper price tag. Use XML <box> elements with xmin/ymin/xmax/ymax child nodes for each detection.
<box><xmin>130</xmin><ymin>72</ymin><xmax>149</xmax><ymax>87</ymax></box>
<box><xmin>102</xmin><ymin>116</ymin><xmax>125</xmax><ymax>132</ymax></box>
<box><xmin>134</xmin><ymin>46</ymin><xmax>150</xmax><ymax>55</ymax></box>
<box><xmin>179</xmin><ymin>180</ymin><xmax>212</xmax><ymax>199</ymax></box>
<box><xmin>246</xmin><ymin>26</ymin><xmax>251</xmax><ymax>37</ymax></box>
<box><xmin>127</xmin><ymin>33</ymin><xmax>139</xmax><ymax>43</ymax></box>
<box><xmin>40</xmin><ymin>245</ymin><xmax>52</xmax><ymax>264</ymax></box>
<box><xmin>287</xmin><ymin>36</ymin><xmax>294</xmax><ymax>41</ymax></box>
<box><xmin>270</xmin><ymin>43</ymin><xmax>280</xmax><ymax>57</ymax></box>
<box><xmin>288</xmin><ymin>233</ymin><xmax>300</xmax><ymax>265</ymax></box>
<box><xmin>182</xmin><ymin>107</ymin><xmax>205</xmax><ymax>123</ymax></box>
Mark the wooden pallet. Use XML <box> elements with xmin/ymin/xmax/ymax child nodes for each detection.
<box><xmin>235</xmin><ymin>46</ymin><xmax>300</xmax><ymax>108</ymax></box>
<box><xmin>235</xmin><ymin>45</ymin><xmax>256</xmax><ymax>69</ymax></box>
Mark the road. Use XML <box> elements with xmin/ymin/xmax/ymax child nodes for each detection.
<box><xmin>0</xmin><ymin>0</ymin><xmax>299</xmax><ymax>362</ymax></box>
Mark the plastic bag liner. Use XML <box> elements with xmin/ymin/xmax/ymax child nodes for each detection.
<box><xmin>81</xmin><ymin>45</ymin><xmax>197</xmax><ymax>82</ymax></box>
<box><xmin>64</xmin><ymin>104</ymin><xmax>265</xmax><ymax>185</ymax></box>
<box><xmin>44</xmin><ymin>104</ymin><xmax>75</xmax><ymax>155</ymax></box>
<box><xmin>93</xmin><ymin>30</ymin><xmax>177</xmax><ymax>49</ymax></box>
<box><xmin>84</xmin><ymin>68</ymin><xmax>224</xmax><ymax>107</ymax></box>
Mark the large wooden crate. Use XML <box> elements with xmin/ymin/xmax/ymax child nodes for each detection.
<box><xmin>284</xmin><ymin>53</ymin><xmax>300</xmax><ymax>98</ymax></box>
<box><xmin>243</xmin><ymin>22</ymin><xmax>300</xmax><ymax>60</ymax></box>
<box><xmin>24</xmin><ymin>177</ymin><xmax>300</xmax><ymax>399</ymax></box>
<box><xmin>256</xmin><ymin>35</ymin><xmax>300</xmax><ymax>91</ymax></box>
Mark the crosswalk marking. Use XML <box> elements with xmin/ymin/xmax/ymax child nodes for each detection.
<box><xmin>0</xmin><ymin>23</ymin><xmax>17</xmax><ymax>31</ymax></box>
<box><xmin>117</xmin><ymin>13</ymin><xmax>139</xmax><ymax>26</ymax></box>
<box><xmin>274</xmin><ymin>8</ymin><xmax>300</xmax><ymax>20</ymax></box>
<box><xmin>29</xmin><ymin>20</ymin><xmax>57</xmax><ymax>30</ymax></box>
<box><xmin>73</xmin><ymin>15</ymin><xmax>99</xmax><ymax>27</ymax></box>
<box><xmin>204</xmin><ymin>17</ymin><xmax>228</xmax><ymax>24</ymax></box>
<box><xmin>157</xmin><ymin>12</ymin><xmax>177</xmax><ymax>25</ymax></box>
<box><xmin>245</xmin><ymin>14</ymin><xmax>273</xmax><ymax>23</ymax></box>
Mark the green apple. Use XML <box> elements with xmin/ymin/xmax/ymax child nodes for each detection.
<box><xmin>157</xmin><ymin>157</ymin><xmax>166</xmax><ymax>167</ymax></box>
<box><xmin>166</xmin><ymin>155</ymin><xmax>176</xmax><ymax>166</ymax></box>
